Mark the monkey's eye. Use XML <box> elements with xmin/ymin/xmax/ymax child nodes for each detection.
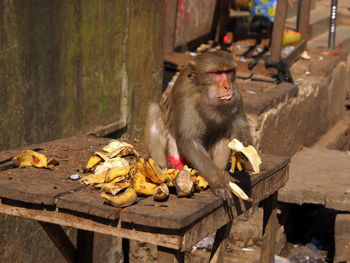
<box><xmin>208</xmin><ymin>71</ymin><xmax>221</xmax><ymax>77</ymax></box>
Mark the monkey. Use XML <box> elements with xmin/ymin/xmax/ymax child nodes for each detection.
<box><xmin>144</xmin><ymin>50</ymin><xmax>253</xmax><ymax>205</ymax></box>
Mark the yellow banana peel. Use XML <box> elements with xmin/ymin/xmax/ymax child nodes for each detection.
<box><xmin>104</xmin><ymin>167</ymin><xmax>130</xmax><ymax>183</ymax></box>
<box><xmin>228</xmin><ymin>181</ymin><xmax>252</xmax><ymax>202</ymax></box>
<box><xmin>133</xmin><ymin>172</ymin><xmax>158</xmax><ymax>196</ymax></box>
<box><xmin>153</xmin><ymin>183</ymin><xmax>169</xmax><ymax>201</ymax></box>
<box><xmin>94</xmin><ymin>157</ymin><xmax>129</xmax><ymax>176</ymax></box>
<box><xmin>100</xmin><ymin>182</ymin><xmax>131</xmax><ymax>195</ymax></box>
<box><xmin>137</xmin><ymin>158</ymin><xmax>166</xmax><ymax>184</ymax></box>
<box><xmin>101</xmin><ymin>187</ymin><xmax>137</xmax><ymax>208</ymax></box>
<box><xmin>228</xmin><ymin>139</ymin><xmax>262</xmax><ymax>174</ymax></box>
<box><xmin>164</xmin><ymin>168</ymin><xmax>179</xmax><ymax>187</ymax></box>
<box><xmin>13</xmin><ymin>150</ymin><xmax>49</xmax><ymax>168</ymax></box>
<box><xmin>86</xmin><ymin>155</ymin><xmax>103</xmax><ymax>170</ymax></box>
<box><xmin>103</xmin><ymin>140</ymin><xmax>140</xmax><ymax>157</ymax></box>
<box><xmin>193</xmin><ymin>175</ymin><xmax>209</xmax><ymax>191</ymax></box>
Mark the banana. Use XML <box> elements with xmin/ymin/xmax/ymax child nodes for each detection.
<box><xmin>13</xmin><ymin>150</ymin><xmax>48</xmax><ymax>168</ymax></box>
<box><xmin>164</xmin><ymin>168</ymin><xmax>179</xmax><ymax>187</ymax></box>
<box><xmin>101</xmin><ymin>187</ymin><xmax>137</xmax><ymax>207</ymax></box>
<box><xmin>153</xmin><ymin>183</ymin><xmax>169</xmax><ymax>201</ymax></box>
<box><xmin>141</xmin><ymin>158</ymin><xmax>166</xmax><ymax>184</ymax></box>
<box><xmin>228</xmin><ymin>139</ymin><xmax>262</xmax><ymax>174</ymax></box>
<box><xmin>86</xmin><ymin>155</ymin><xmax>103</xmax><ymax>170</ymax></box>
<box><xmin>100</xmin><ymin>182</ymin><xmax>131</xmax><ymax>195</ymax></box>
<box><xmin>104</xmin><ymin>167</ymin><xmax>130</xmax><ymax>183</ymax></box>
<box><xmin>228</xmin><ymin>181</ymin><xmax>252</xmax><ymax>202</ymax></box>
<box><xmin>133</xmin><ymin>172</ymin><xmax>158</xmax><ymax>196</ymax></box>
<box><xmin>193</xmin><ymin>175</ymin><xmax>209</xmax><ymax>191</ymax></box>
<box><xmin>174</xmin><ymin>168</ymin><xmax>194</xmax><ymax>197</ymax></box>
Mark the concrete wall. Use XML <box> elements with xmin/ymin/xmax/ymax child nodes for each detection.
<box><xmin>0</xmin><ymin>0</ymin><xmax>163</xmax><ymax>151</ymax></box>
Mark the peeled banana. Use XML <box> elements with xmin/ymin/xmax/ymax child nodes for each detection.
<box><xmin>137</xmin><ymin>158</ymin><xmax>166</xmax><ymax>184</ymax></box>
<box><xmin>228</xmin><ymin>139</ymin><xmax>262</xmax><ymax>174</ymax></box>
<box><xmin>153</xmin><ymin>183</ymin><xmax>169</xmax><ymax>201</ymax></box>
<box><xmin>101</xmin><ymin>187</ymin><xmax>137</xmax><ymax>207</ymax></box>
<box><xmin>133</xmin><ymin>172</ymin><xmax>158</xmax><ymax>196</ymax></box>
<box><xmin>228</xmin><ymin>181</ymin><xmax>252</xmax><ymax>202</ymax></box>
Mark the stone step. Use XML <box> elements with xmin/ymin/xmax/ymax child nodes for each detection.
<box><xmin>278</xmin><ymin>147</ymin><xmax>350</xmax><ymax>211</ymax></box>
<box><xmin>307</xmin><ymin>25</ymin><xmax>350</xmax><ymax>52</ymax></box>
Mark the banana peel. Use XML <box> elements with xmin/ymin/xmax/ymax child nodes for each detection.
<box><xmin>174</xmin><ymin>168</ymin><xmax>194</xmax><ymax>197</ymax></box>
<box><xmin>228</xmin><ymin>181</ymin><xmax>252</xmax><ymax>202</ymax></box>
<box><xmin>104</xmin><ymin>167</ymin><xmax>130</xmax><ymax>183</ymax></box>
<box><xmin>101</xmin><ymin>187</ymin><xmax>137</xmax><ymax>207</ymax></box>
<box><xmin>163</xmin><ymin>168</ymin><xmax>179</xmax><ymax>187</ymax></box>
<box><xmin>228</xmin><ymin>139</ymin><xmax>262</xmax><ymax>174</ymax></box>
<box><xmin>100</xmin><ymin>181</ymin><xmax>131</xmax><ymax>195</ymax></box>
<box><xmin>103</xmin><ymin>140</ymin><xmax>140</xmax><ymax>157</ymax></box>
<box><xmin>136</xmin><ymin>158</ymin><xmax>166</xmax><ymax>184</ymax></box>
<box><xmin>133</xmin><ymin>172</ymin><xmax>158</xmax><ymax>196</ymax></box>
<box><xmin>94</xmin><ymin>157</ymin><xmax>129</xmax><ymax>176</ymax></box>
<box><xmin>153</xmin><ymin>183</ymin><xmax>169</xmax><ymax>201</ymax></box>
<box><xmin>13</xmin><ymin>150</ymin><xmax>57</xmax><ymax>168</ymax></box>
<box><xmin>193</xmin><ymin>175</ymin><xmax>209</xmax><ymax>191</ymax></box>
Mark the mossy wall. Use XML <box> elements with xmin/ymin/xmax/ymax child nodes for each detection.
<box><xmin>0</xmin><ymin>0</ymin><xmax>163</xmax><ymax>151</ymax></box>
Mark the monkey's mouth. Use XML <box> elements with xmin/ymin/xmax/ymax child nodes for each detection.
<box><xmin>218</xmin><ymin>94</ymin><xmax>233</xmax><ymax>101</ymax></box>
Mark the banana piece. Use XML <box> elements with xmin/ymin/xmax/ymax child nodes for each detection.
<box><xmin>141</xmin><ymin>158</ymin><xmax>166</xmax><ymax>184</ymax></box>
<box><xmin>100</xmin><ymin>182</ymin><xmax>131</xmax><ymax>195</ymax></box>
<box><xmin>193</xmin><ymin>175</ymin><xmax>209</xmax><ymax>191</ymax></box>
<box><xmin>228</xmin><ymin>181</ymin><xmax>252</xmax><ymax>202</ymax></box>
<box><xmin>86</xmin><ymin>155</ymin><xmax>103</xmax><ymax>170</ymax></box>
<box><xmin>13</xmin><ymin>150</ymin><xmax>49</xmax><ymax>168</ymax></box>
<box><xmin>153</xmin><ymin>183</ymin><xmax>169</xmax><ymax>201</ymax></box>
<box><xmin>164</xmin><ymin>169</ymin><xmax>179</xmax><ymax>187</ymax></box>
<box><xmin>94</xmin><ymin>157</ymin><xmax>129</xmax><ymax>176</ymax></box>
<box><xmin>228</xmin><ymin>139</ymin><xmax>262</xmax><ymax>174</ymax></box>
<box><xmin>104</xmin><ymin>167</ymin><xmax>130</xmax><ymax>183</ymax></box>
<box><xmin>101</xmin><ymin>187</ymin><xmax>137</xmax><ymax>207</ymax></box>
<box><xmin>133</xmin><ymin>172</ymin><xmax>158</xmax><ymax>196</ymax></box>
<box><xmin>174</xmin><ymin>168</ymin><xmax>194</xmax><ymax>197</ymax></box>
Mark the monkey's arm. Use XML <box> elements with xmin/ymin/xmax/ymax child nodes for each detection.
<box><xmin>176</xmin><ymin>137</ymin><xmax>235</xmax><ymax>204</ymax></box>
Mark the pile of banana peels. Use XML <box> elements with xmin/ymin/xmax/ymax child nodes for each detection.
<box><xmin>81</xmin><ymin>139</ymin><xmax>262</xmax><ymax>208</ymax></box>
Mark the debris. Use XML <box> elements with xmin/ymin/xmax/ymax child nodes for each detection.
<box><xmin>345</xmin><ymin>189</ymin><xmax>350</xmax><ymax>194</ymax></box>
<box><xmin>69</xmin><ymin>173</ymin><xmax>81</xmax><ymax>180</ymax></box>
<box><xmin>305</xmin><ymin>71</ymin><xmax>312</xmax><ymax>76</ymax></box>
<box><xmin>301</xmin><ymin>50</ymin><xmax>311</xmax><ymax>60</ymax></box>
<box><xmin>246</xmin><ymin>90</ymin><xmax>257</xmax><ymax>95</ymax></box>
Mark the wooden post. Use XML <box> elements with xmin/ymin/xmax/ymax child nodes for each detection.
<box><xmin>76</xmin><ymin>229</ymin><xmax>94</xmax><ymax>263</ymax></box>
<box><xmin>209</xmin><ymin>221</ymin><xmax>233</xmax><ymax>263</ymax></box>
<box><xmin>39</xmin><ymin>221</ymin><xmax>76</xmax><ymax>263</ymax></box>
<box><xmin>296</xmin><ymin>0</ymin><xmax>311</xmax><ymax>40</ymax></box>
<box><xmin>269</xmin><ymin>0</ymin><xmax>289</xmax><ymax>62</ymax></box>
<box><xmin>261</xmin><ymin>192</ymin><xmax>278</xmax><ymax>263</ymax></box>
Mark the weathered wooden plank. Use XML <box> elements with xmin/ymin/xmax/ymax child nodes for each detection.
<box><xmin>261</xmin><ymin>192</ymin><xmax>278</xmax><ymax>263</ymax></box>
<box><xmin>0</xmin><ymin>201</ymin><xmax>182</xmax><ymax>249</ymax></box>
<box><xmin>209</xmin><ymin>221</ymin><xmax>233</xmax><ymax>263</ymax></box>
<box><xmin>56</xmin><ymin>187</ymin><xmax>121</xmax><ymax>220</ymax></box>
<box><xmin>269</xmin><ymin>0</ymin><xmax>289</xmax><ymax>62</ymax></box>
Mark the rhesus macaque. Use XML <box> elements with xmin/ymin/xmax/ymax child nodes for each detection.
<box><xmin>144</xmin><ymin>50</ymin><xmax>252</xmax><ymax>204</ymax></box>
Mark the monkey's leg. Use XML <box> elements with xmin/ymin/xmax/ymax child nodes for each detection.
<box><xmin>210</xmin><ymin>138</ymin><xmax>231</xmax><ymax>171</ymax></box>
<box><xmin>144</xmin><ymin>102</ymin><xmax>168</xmax><ymax>168</ymax></box>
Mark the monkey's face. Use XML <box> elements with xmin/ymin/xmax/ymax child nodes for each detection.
<box><xmin>204</xmin><ymin>67</ymin><xmax>236</xmax><ymax>105</ymax></box>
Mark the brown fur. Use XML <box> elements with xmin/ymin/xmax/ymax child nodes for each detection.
<box><xmin>144</xmin><ymin>50</ymin><xmax>252</xmax><ymax>203</ymax></box>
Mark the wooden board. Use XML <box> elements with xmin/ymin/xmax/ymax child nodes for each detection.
<box><xmin>0</xmin><ymin>136</ymin><xmax>109</xmax><ymax>205</ymax></box>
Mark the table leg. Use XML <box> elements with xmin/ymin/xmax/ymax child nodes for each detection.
<box><xmin>122</xmin><ymin>238</ymin><xmax>130</xmax><ymax>263</ymax></box>
<box><xmin>209</xmin><ymin>220</ymin><xmax>233</xmax><ymax>263</ymax></box>
<box><xmin>261</xmin><ymin>191</ymin><xmax>278</xmax><ymax>263</ymax></box>
<box><xmin>39</xmin><ymin>221</ymin><xmax>76</xmax><ymax>263</ymax></box>
<box><xmin>157</xmin><ymin>246</ymin><xmax>185</xmax><ymax>263</ymax></box>
<box><xmin>76</xmin><ymin>229</ymin><xmax>94</xmax><ymax>263</ymax></box>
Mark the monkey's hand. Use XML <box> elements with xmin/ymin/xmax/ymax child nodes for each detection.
<box><xmin>209</xmin><ymin>171</ymin><xmax>237</xmax><ymax>206</ymax></box>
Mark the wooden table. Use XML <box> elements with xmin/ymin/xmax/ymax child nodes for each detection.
<box><xmin>0</xmin><ymin>136</ymin><xmax>289</xmax><ymax>263</ymax></box>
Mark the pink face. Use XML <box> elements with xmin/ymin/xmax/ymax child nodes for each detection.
<box><xmin>207</xmin><ymin>68</ymin><xmax>235</xmax><ymax>102</ymax></box>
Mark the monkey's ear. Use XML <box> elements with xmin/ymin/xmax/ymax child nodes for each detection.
<box><xmin>187</xmin><ymin>61</ymin><xmax>198</xmax><ymax>82</ymax></box>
